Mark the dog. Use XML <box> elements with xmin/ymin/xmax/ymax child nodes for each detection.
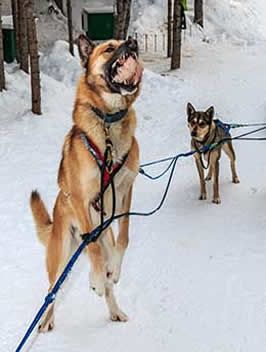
<box><xmin>30</xmin><ymin>35</ymin><xmax>143</xmax><ymax>332</ymax></box>
<box><xmin>187</xmin><ymin>102</ymin><xmax>240</xmax><ymax>204</ymax></box>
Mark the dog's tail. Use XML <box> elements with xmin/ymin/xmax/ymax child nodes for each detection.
<box><xmin>30</xmin><ymin>190</ymin><xmax>52</xmax><ymax>247</ymax></box>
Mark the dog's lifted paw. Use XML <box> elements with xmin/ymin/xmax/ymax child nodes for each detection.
<box><xmin>212</xmin><ymin>197</ymin><xmax>221</xmax><ymax>204</ymax></box>
<box><xmin>199</xmin><ymin>194</ymin><xmax>207</xmax><ymax>200</ymax></box>
<box><xmin>89</xmin><ymin>270</ymin><xmax>105</xmax><ymax>296</ymax></box>
<box><xmin>108</xmin><ymin>250</ymin><xmax>123</xmax><ymax>284</ymax></box>
<box><xmin>233</xmin><ymin>177</ymin><xmax>240</xmax><ymax>184</ymax></box>
<box><xmin>110</xmin><ymin>309</ymin><xmax>128</xmax><ymax>322</ymax></box>
<box><xmin>38</xmin><ymin>315</ymin><xmax>54</xmax><ymax>333</ymax></box>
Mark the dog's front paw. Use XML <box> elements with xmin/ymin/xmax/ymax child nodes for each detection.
<box><xmin>107</xmin><ymin>249</ymin><xmax>124</xmax><ymax>284</ymax></box>
<box><xmin>212</xmin><ymin>197</ymin><xmax>221</xmax><ymax>204</ymax></box>
<box><xmin>110</xmin><ymin>309</ymin><xmax>128</xmax><ymax>322</ymax></box>
<box><xmin>38</xmin><ymin>309</ymin><xmax>54</xmax><ymax>333</ymax></box>
<box><xmin>89</xmin><ymin>270</ymin><xmax>105</xmax><ymax>296</ymax></box>
<box><xmin>233</xmin><ymin>176</ymin><xmax>240</xmax><ymax>184</ymax></box>
<box><xmin>199</xmin><ymin>193</ymin><xmax>207</xmax><ymax>200</ymax></box>
<box><xmin>205</xmin><ymin>175</ymin><xmax>212</xmax><ymax>181</ymax></box>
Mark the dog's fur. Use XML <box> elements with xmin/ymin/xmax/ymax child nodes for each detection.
<box><xmin>187</xmin><ymin>103</ymin><xmax>240</xmax><ymax>204</ymax></box>
<box><xmin>30</xmin><ymin>35</ymin><xmax>143</xmax><ymax>332</ymax></box>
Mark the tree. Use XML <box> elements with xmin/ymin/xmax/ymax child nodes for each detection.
<box><xmin>67</xmin><ymin>0</ymin><xmax>73</xmax><ymax>56</ymax></box>
<box><xmin>25</xmin><ymin>0</ymin><xmax>41</xmax><ymax>114</ymax></box>
<box><xmin>194</xmin><ymin>0</ymin><xmax>203</xmax><ymax>28</ymax></box>
<box><xmin>171</xmin><ymin>0</ymin><xmax>182</xmax><ymax>70</ymax></box>
<box><xmin>0</xmin><ymin>0</ymin><xmax>5</xmax><ymax>90</ymax></box>
<box><xmin>18</xmin><ymin>0</ymin><xmax>29</xmax><ymax>73</ymax></box>
<box><xmin>114</xmin><ymin>0</ymin><xmax>132</xmax><ymax>40</ymax></box>
<box><xmin>167</xmin><ymin>0</ymin><xmax>172</xmax><ymax>57</ymax></box>
<box><xmin>11</xmin><ymin>0</ymin><xmax>20</xmax><ymax>63</ymax></box>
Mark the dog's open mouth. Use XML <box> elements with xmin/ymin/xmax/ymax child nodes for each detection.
<box><xmin>105</xmin><ymin>44</ymin><xmax>143</xmax><ymax>95</ymax></box>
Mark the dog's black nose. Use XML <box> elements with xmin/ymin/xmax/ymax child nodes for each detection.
<box><xmin>126</xmin><ymin>36</ymin><xmax>138</xmax><ymax>51</ymax></box>
<box><xmin>191</xmin><ymin>131</ymin><xmax>197</xmax><ymax>137</ymax></box>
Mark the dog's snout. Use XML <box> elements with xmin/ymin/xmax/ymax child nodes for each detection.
<box><xmin>126</xmin><ymin>36</ymin><xmax>138</xmax><ymax>51</ymax></box>
<box><xmin>191</xmin><ymin>130</ymin><xmax>197</xmax><ymax>137</ymax></box>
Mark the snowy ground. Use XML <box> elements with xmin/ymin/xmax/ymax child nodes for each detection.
<box><xmin>1</xmin><ymin>33</ymin><xmax>266</xmax><ymax>352</ymax></box>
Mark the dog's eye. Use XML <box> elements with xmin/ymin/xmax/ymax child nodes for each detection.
<box><xmin>105</xmin><ymin>47</ymin><xmax>115</xmax><ymax>53</ymax></box>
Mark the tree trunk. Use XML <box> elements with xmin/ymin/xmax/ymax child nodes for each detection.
<box><xmin>26</xmin><ymin>0</ymin><xmax>41</xmax><ymax>115</ymax></box>
<box><xmin>0</xmin><ymin>1</ymin><xmax>5</xmax><ymax>90</ymax></box>
<box><xmin>123</xmin><ymin>0</ymin><xmax>131</xmax><ymax>39</ymax></box>
<box><xmin>67</xmin><ymin>0</ymin><xmax>73</xmax><ymax>56</ymax></box>
<box><xmin>171</xmin><ymin>0</ymin><xmax>182</xmax><ymax>70</ymax></box>
<box><xmin>194</xmin><ymin>0</ymin><xmax>203</xmax><ymax>28</ymax></box>
<box><xmin>11</xmin><ymin>0</ymin><xmax>20</xmax><ymax>63</ymax></box>
<box><xmin>18</xmin><ymin>0</ymin><xmax>29</xmax><ymax>73</ymax></box>
<box><xmin>167</xmin><ymin>0</ymin><xmax>172</xmax><ymax>57</ymax></box>
<box><xmin>114</xmin><ymin>0</ymin><xmax>131</xmax><ymax>40</ymax></box>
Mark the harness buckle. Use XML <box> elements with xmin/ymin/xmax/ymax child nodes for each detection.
<box><xmin>104</xmin><ymin>126</ymin><xmax>113</xmax><ymax>173</ymax></box>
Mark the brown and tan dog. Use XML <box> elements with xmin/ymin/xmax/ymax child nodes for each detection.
<box><xmin>30</xmin><ymin>35</ymin><xmax>143</xmax><ymax>332</ymax></box>
<box><xmin>187</xmin><ymin>103</ymin><xmax>240</xmax><ymax>204</ymax></box>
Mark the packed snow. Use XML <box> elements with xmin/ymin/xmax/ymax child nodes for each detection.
<box><xmin>1</xmin><ymin>2</ymin><xmax>266</xmax><ymax>352</ymax></box>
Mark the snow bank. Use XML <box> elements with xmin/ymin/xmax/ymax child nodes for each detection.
<box><xmin>203</xmin><ymin>0</ymin><xmax>266</xmax><ymax>45</ymax></box>
<box><xmin>40</xmin><ymin>40</ymin><xmax>81</xmax><ymax>87</ymax></box>
<box><xmin>132</xmin><ymin>0</ymin><xmax>266</xmax><ymax>45</ymax></box>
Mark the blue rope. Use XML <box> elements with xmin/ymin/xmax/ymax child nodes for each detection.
<box><xmin>139</xmin><ymin>124</ymin><xmax>266</xmax><ymax>180</ymax></box>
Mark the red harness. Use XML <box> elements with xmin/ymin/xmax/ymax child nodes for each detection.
<box><xmin>80</xmin><ymin>132</ymin><xmax>128</xmax><ymax>212</ymax></box>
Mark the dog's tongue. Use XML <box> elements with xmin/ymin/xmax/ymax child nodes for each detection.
<box><xmin>113</xmin><ymin>56</ymin><xmax>141</xmax><ymax>84</ymax></box>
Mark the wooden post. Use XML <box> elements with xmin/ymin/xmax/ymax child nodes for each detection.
<box><xmin>194</xmin><ymin>0</ymin><xmax>203</xmax><ymax>28</ymax></box>
<box><xmin>18</xmin><ymin>0</ymin><xmax>29</xmax><ymax>73</ymax></box>
<box><xmin>0</xmin><ymin>0</ymin><xmax>5</xmax><ymax>90</ymax></box>
<box><xmin>171</xmin><ymin>0</ymin><xmax>182</xmax><ymax>70</ymax></box>
<box><xmin>11</xmin><ymin>0</ymin><xmax>20</xmax><ymax>63</ymax></box>
<box><xmin>144</xmin><ymin>34</ymin><xmax>148</xmax><ymax>52</ymax></box>
<box><xmin>114</xmin><ymin>0</ymin><xmax>132</xmax><ymax>40</ymax></box>
<box><xmin>167</xmin><ymin>0</ymin><xmax>172</xmax><ymax>57</ymax></box>
<box><xmin>67</xmin><ymin>0</ymin><xmax>74</xmax><ymax>56</ymax></box>
<box><xmin>26</xmin><ymin>0</ymin><xmax>41</xmax><ymax>115</ymax></box>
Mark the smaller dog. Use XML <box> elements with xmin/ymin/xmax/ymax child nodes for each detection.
<box><xmin>187</xmin><ymin>103</ymin><xmax>240</xmax><ymax>204</ymax></box>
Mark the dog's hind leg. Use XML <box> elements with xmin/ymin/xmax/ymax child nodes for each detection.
<box><xmin>222</xmin><ymin>142</ymin><xmax>240</xmax><ymax>184</ymax></box>
<box><xmin>105</xmin><ymin>283</ymin><xmax>128</xmax><ymax>322</ymax></box>
<box><xmin>38</xmin><ymin>198</ymin><xmax>74</xmax><ymax>333</ymax></box>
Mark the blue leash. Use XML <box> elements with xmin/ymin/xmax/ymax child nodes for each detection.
<box><xmin>15</xmin><ymin>121</ymin><xmax>266</xmax><ymax>352</ymax></box>
<box><xmin>139</xmin><ymin>123</ymin><xmax>266</xmax><ymax>180</ymax></box>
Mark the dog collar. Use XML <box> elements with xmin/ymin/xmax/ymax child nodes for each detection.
<box><xmin>89</xmin><ymin>104</ymin><xmax>128</xmax><ymax>124</ymax></box>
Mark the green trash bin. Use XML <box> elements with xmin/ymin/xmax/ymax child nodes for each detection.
<box><xmin>2</xmin><ymin>17</ymin><xmax>16</xmax><ymax>63</ymax></box>
<box><xmin>82</xmin><ymin>7</ymin><xmax>114</xmax><ymax>40</ymax></box>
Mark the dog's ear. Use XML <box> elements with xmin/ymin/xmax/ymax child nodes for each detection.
<box><xmin>187</xmin><ymin>102</ymin><xmax>195</xmax><ymax>120</ymax></box>
<box><xmin>77</xmin><ymin>34</ymin><xmax>95</xmax><ymax>68</ymax></box>
<box><xmin>205</xmin><ymin>106</ymin><xmax>215</xmax><ymax>123</ymax></box>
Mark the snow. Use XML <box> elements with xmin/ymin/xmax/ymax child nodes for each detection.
<box><xmin>1</xmin><ymin>3</ymin><xmax>266</xmax><ymax>352</ymax></box>
<box><xmin>132</xmin><ymin>0</ymin><xmax>266</xmax><ymax>45</ymax></box>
